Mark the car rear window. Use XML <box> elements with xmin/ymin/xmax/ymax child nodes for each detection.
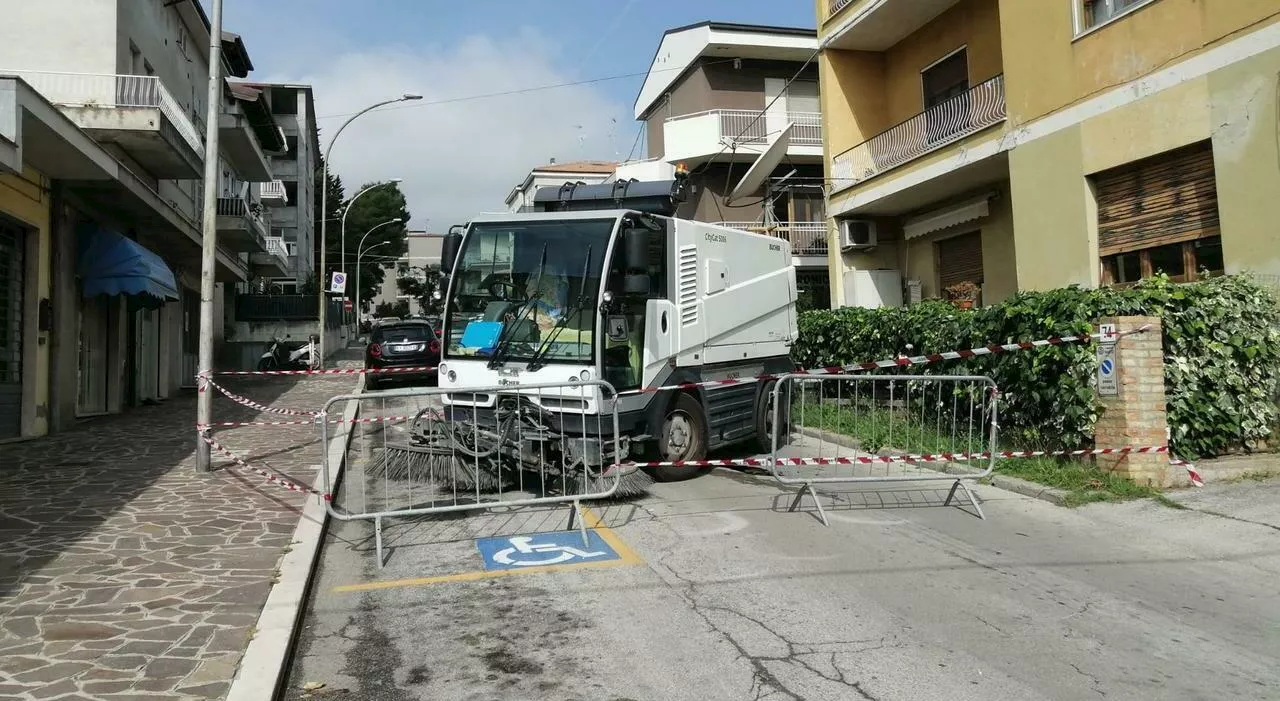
<box><xmin>376</xmin><ymin>326</ymin><xmax>432</xmax><ymax>343</ymax></box>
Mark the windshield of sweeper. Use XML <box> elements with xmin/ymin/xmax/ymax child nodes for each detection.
<box><xmin>443</xmin><ymin>218</ymin><xmax>613</xmax><ymax>364</ymax></box>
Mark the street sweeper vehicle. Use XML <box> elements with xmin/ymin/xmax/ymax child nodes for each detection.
<box><xmin>403</xmin><ymin>174</ymin><xmax>798</xmax><ymax>493</ymax></box>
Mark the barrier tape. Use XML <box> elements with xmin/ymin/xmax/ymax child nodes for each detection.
<box><xmin>611</xmin><ymin>444</ymin><xmax>1203</xmax><ymax>487</ymax></box>
<box><xmin>197</xmin><ymin>414</ymin><xmax>414</xmax><ymax>429</ymax></box>
<box><xmin>202</xmin><ymin>365</ymin><xmax>436</xmax><ymax>377</ymax></box>
<box><xmin>620</xmin><ymin>326</ymin><xmax>1151</xmax><ymax>397</ymax></box>
<box><xmin>201</xmin><ymin>434</ymin><xmax>330</xmax><ymax>500</ymax></box>
<box><xmin>203</xmin><ymin>377</ymin><xmax>319</xmax><ymax>417</ymax></box>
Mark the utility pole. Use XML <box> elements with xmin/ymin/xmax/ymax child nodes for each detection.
<box><xmin>196</xmin><ymin>0</ymin><xmax>225</xmax><ymax>471</ymax></box>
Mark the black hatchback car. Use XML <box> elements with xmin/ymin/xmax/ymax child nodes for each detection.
<box><xmin>365</xmin><ymin>320</ymin><xmax>440</xmax><ymax>390</ymax></box>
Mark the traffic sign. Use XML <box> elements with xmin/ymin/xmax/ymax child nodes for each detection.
<box><xmin>329</xmin><ymin>271</ymin><xmax>347</xmax><ymax>294</ymax></box>
<box><xmin>1097</xmin><ymin>343</ymin><xmax>1118</xmax><ymax>396</ymax></box>
<box><xmin>475</xmin><ymin>531</ymin><xmax>619</xmax><ymax>571</ymax></box>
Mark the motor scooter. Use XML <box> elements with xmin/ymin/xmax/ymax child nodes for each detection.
<box><xmin>257</xmin><ymin>334</ymin><xmax>318</xmax><ymax>371</ymax></box>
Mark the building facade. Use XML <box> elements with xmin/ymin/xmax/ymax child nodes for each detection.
<box><xmin>247</xmin><ymin>82</ymin><xmax>319</xmax><ymax>290</ymax></box>
<box><xmin>0</xmin><ymin>0</ymin><xmax>285</xmax><ymax>439</ymax></box>
<box><xmin>370</xmin><ymin>232</ymin><xmax>445</xmax><ymax>315</ymax></box>
<box><xmin>505</xmin><ymin>160</ymin><xmax>617</xmax><ymax>212</ymax></box>
<box><xmin>818</xmin><ymin>0</ymin><xmax>1280</xmax><ymax>308</ymax></box>
<box><xmin>620</xmin><ymin>21</ymin><xmax>832</xmax><ymax>309</ymax></box>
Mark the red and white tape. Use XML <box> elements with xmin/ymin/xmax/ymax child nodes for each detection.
<box><xmin>202</xmin><ymin>377</ymin><xmax>319</xmax><ymax>417</ymax></box>
<box><xmin>611</xmin><ymin>444</ymin><xmax>1203</xmax><ymax>486</ymax></box>
<box><xmin>201</xmin><ymin>434</ymin><xmax>329</xmax><ymax>500</ymax></box>
<box><xmin>620</xmin><ymin>326</ymin><xmax>1150</xmax><ymax>397</ymax></box>
<box><xmin>203</xmin><ymin>365</ymin><xmax>436</xmax><ymax>377</ymax></box>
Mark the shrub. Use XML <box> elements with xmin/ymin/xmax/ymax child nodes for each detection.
<box><xmin>792</xmin><ymin>274</ymin><xmax>1280</xmax><ymax>459</ymax></box>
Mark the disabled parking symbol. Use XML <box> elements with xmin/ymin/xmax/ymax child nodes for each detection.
<box><xmin>475</xmin><ymin>531</ymin><xmax>620</xmax><ymax>571</ymax></box>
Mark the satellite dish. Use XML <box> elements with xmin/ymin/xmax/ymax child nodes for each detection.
<box><xmin>728</xmin><ymin>122</ymin><xmax>794</xmax><ymax>203</ymax></box>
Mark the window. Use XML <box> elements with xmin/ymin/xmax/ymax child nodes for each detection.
<box><xmin>1101</xmin><ymin>236</ymin><xmax>1223</xmax><ymax>285</ymax></box>
<box><xmin>921</xmin><ymin>48</ymin><xmax>968</xmax><ymax>109</ymax></box>
<box><xmin>282</xmin><ymin>180</ymin><xmax>298</xmax><ymax>204</ymax></box>
<box><xmin>1076</xmin><ymin>0</ymin><xmax>1159</xmax><ymax>33</ymax></box>
<box><xmin>280</xmin><ymin>135</ymin><xmax>298</xmax><ymax>161</ymax></box>
<box><xmin>936</xmin><ymin>231</ymin><xmax>984</xmax><ymax>295</ymax></box>
<box><xmin>272</xmin><ymin>87</ymin><xmax>298</xmax><ymax>114</ymax></box>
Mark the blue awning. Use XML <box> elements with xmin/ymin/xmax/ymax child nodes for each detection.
<box><xmin>77</xmin><ymin>225</ymin><xmax>180</xmax><ymax>302</ymax></box>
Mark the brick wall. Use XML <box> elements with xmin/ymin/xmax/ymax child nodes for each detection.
<box><xmin>1094</xmin><ymin>316</ymin><xmax>1182</xmax><ymax>486</ymax></box>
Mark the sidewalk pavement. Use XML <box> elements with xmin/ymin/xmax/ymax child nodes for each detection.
<box><xmin>0</xmin><ymin>350</ymin><xmax>362</xmax><ymax>700</ymax></box>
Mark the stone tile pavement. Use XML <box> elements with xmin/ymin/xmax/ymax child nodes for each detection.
<box><xmin>0</xmin><ymin>350</ymin><xmax>363</xmax><ymax>700</ymax></box>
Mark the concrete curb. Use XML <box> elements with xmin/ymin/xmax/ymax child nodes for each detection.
<box><xmin>225</xmin><ymin>373</ymin><xmax>365</xmax><ymax>701</ymax></box>
<box><xmin>796</xmin><ymin>427</ymin><xmax>1071</xmax><ymax>507</ymax></box>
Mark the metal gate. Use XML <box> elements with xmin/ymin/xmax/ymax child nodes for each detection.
<box><xmin>0</xmin><ymin>221</ymin><xmax>24</xmax><ymax>439</ymax></box>
<box><xmin>321</xmin><ymin>380</ymin><xmax>626</xmax><ymax>566</ymax></box>
<box><xmin>771</xmin><ymin>374</ymin><xmax>999</xmax><ymax>524</ymax></box>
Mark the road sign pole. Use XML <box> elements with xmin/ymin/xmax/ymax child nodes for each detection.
<box><xmin>195</xmin><ymin>0</ymin><xmax>225</xmax><ymax>472</ymax></box>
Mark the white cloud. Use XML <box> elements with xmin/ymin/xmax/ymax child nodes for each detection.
<box><xmin>268</xmin><ymin>29</ymin><xmax>629</xmax><ymax>230</ymax></box>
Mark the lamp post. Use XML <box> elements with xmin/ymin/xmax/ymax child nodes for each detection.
<box><xmin>355</xmin><ymin>217</ymin><xmax>403</xmax><ymax>320</ymax></box>
<box><xmin>340</xmin><ymin>179</ymin><xmax>402</xmax><ymax>289</ymax></box>
<box><xmin>195</xmin><ymin>0</ymin><xmax>225</xmax><ymax>472</ymax></box>
<box><xmin>316</xmin><ymin>93</ymin><xmax>421</xmax><ymax>366</ymax></box>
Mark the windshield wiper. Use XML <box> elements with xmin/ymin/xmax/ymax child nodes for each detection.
<box><xmin>526</xmin><ymin>245</ymin><xmax>593</xmax><ymax>372</ymax></box>
<box><xmin>486</xmin><ymin>244</ymin><xmax>547</xmax><ymax>370</ymax></box>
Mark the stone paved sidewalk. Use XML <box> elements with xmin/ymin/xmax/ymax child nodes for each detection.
<box><xmin>0</xmin><ymin>350</ymin><xmax>362</xmax><ymax>700</ymax></box>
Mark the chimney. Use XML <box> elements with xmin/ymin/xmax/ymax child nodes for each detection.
<box><xmin>549</xmin><ymin>157</ymin><xmax>556</xmax><ymax>164</ymax></box>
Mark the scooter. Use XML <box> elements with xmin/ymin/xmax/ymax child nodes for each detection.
<box><xmin>257</xmin><ymin>334</ymin><xmax>318</xmax><ymax>371</ymax></box>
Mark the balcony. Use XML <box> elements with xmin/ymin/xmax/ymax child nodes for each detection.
<box><xmin>250</xmin><ymin>236</ymin><xmax>290</xmax><ymax>277</ymax></box>
<box><xmin>218</xmin><ymin>111</ymin><xmax>273</xmax><ymax>181</ymax></box>
<box><xmin>260</xmin><ymin>180</ymin><xmax>289</xmax><ymax>206</ymax></box>
<box><xmin>716</xmin><ymin>222</ymin><xmax>829</xmax><ymax>259</ymax></box>
<box><xmin>215</xmin><ymin>197</ymin><xmax>268</xmax><ymax>252</ymax></box>
<box><xmin>663</xmin><ymin>109</ymin><xmax>823</xmax><ymax>164</ymax></box>
<box><xmin>12</xmin><ymin>70</ymin><xmax>204</xmax><ymax>179</ymax></box>
<box><xmin>831</xmin><ymin>74</ymin><xmax>1005</xmax><ymax>193</ymax></box>
<box><xmin>824</xmin><ymin>0</ymin><xmax>963</xmax><ymax>50</ymax></box>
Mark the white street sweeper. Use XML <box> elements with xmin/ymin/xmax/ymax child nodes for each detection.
<box><xmin>409</xmin><ymin>173</ymin><xmax>798</xmax><ymax>492</ymax></box>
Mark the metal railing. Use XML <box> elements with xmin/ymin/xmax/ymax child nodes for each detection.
<box><xmin>216</xmin><ymin>197</ymin><xmax>269</xmax><ymax>238</ymax></box>
<box><xmin>828</xmin><ymin>0</ymin><xmax>857</xmax><ymax>18</ymax></box>
<box><xmin>260</xmin><ymin>180</ymin><xmax>289</xmax><ymax>205</ymax></box>
<box><xmin>10</xmin><ymin>70</ymin><xmax>205</xmax><ymax>159</ymax></box>
<box><xmin>666</xmin><ymin>109</ymin><xmax>823</xmax><ymax>147</ymax></box>
<box><xmin>322</xmin><ymin>381</ymin><xmax>626</xmax><ymax>567</ymax></box>
<box><xmin>235</xmin><ymin>294</ymin><xmax>343</xmax><ymax>326</ymax></box>
<box><xmin>716</xmin><ymin>221</ymin><xmax>829</xmax><ymax>256</ymax></box>
<box><xmin>770</xmin><ymin>374</ymin><xmax>999</xmax><ymax>524</ymax></box>
<box><xmin>832</xmin><ymin>74</ymin><xmax>1006</xmax><ymax>191</ymax></box>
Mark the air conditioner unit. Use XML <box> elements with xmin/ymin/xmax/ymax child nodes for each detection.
<box><xmin>839</xmin><ymin>219</ymin><xmax>877</xmax><ymax>251</ymax></box>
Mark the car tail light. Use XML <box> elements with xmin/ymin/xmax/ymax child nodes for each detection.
<box><xmin>369</xmin><ymin>343</ymin><xmax>382</xmax><ymax>358</ymax></box>
<box><xmin>428</xmin><ymin>339</ymin><xmax>440</xmax><ymax>354</ymax></box>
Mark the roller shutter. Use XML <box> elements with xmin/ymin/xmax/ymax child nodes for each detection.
<box><xmin>0</xmin><ymin>221</ymin><xmax>24</xmax><ymax>439</ymax></box>
<box><xmin>937</xmin><ymin>231</ymin><xmax>984</xmax><ymax>289</ymax></box>
<box><xmin>1095</xmin><ymin>141</ymin><xmax>1219</xmax><ymax>257</ymax></box>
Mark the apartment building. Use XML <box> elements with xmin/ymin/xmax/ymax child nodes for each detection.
<box><xmin>247</xmin><ymin>82</ymin><xmax>320</xmax><ymax>289</ymax></box>
<box><xmin>0</xmin><ymin>0</ymin><xmax>284</xmax><ymax>439</ymax></box>
<box><xmin>818</xmin><ymin>0</ymin><xmax>1280</xmax><ymax>308</ymax></box>
<box><xmin>505</xmin><ymin>160</ymin><xmax>617</xmax><ymax>212</ymax></box>
<box><xmin>619</xmin><ymin>21</ymin><xmax>832</xmax><ymax>309</ymax></box>
<box><xmin>369</xmin><ymin>232</ymin><xmax>444</xmax><ymax>315</ymax></box>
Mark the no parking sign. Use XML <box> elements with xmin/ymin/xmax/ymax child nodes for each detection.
<box><xmin>329</xmin><ymin>271</ymin><xmax>347</xmax><ymax>294</ymax></box>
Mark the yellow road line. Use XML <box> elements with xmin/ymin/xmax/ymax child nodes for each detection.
<box><xmin>332</xmin><ymin>507</ymin><xmax>643</xmax><ymax>593</ymax></box>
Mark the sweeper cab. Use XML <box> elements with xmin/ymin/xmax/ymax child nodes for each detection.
<box><xmin>427</xmin><ymin>173</ymin><xmax>798</xmax><ymax>486</ymax></box>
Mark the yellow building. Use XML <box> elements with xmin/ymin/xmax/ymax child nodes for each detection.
<box><xmin>818</xmin><ymin>0</ymin><xmax>1280</xmax><ymax>308</ymax></box>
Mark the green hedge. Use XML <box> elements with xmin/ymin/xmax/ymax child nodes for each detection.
<box><xmin>792</xmin><ymin>274</ymin><xmax>1280</xmax><ymax>459</ymax></box>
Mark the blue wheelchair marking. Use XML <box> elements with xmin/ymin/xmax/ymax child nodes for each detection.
<box><xmin>475</xmin><ymin>530</ymin><xmax>619</xmax><ymax>571</ymax></box>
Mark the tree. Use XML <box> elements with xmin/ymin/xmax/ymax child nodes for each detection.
<box><xmin>312</xmin><ymin>152</ymin><xmax>345</xmax><ymax>283</ymax></box>
<box><xmin>396</xmin><ymin>264</ymin><xmax>442</xmax><ymax>315</ymax></box>
<box><xmin>374</xmin><ymin>300</ymin><xmax>409</xmax><ymax>319</ymax></box>
<box><xmin>338</xmin><ymin>181</ymin><xmax>412</xmax><ymax>306</ymax></box>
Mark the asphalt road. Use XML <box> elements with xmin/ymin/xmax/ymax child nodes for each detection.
<box><xmin>283</xmin><ymin>392</ymin><xmax>1280</xmax><ymax>700</ymax></box>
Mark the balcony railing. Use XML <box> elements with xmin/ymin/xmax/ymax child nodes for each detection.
<box><xmin>216</xmin><ymin>197</ymin><xmax>269</xmax><ymax>238</ymax></box>
<box><xmin>260</xmin><ymin>180</ymin><xmax>289</xmax><ymax>205</ymax></box>
<box><xmin>828</xmin><ymin>0</ymin><xmax>857</xmax><ymax>18</ymax></box>
<box><xmin>832</xmin><ymin>74</ymin><xmax>1006</xmax><ymax>191</ymax></box>
<box><xmin>11</xmin><ymin>70</ymin><xmax>205</xmax><ymax>159</ymax></box>
<box><xmin>716</xmin><ymin>222</ymin><xmax>829</xmax><ymax>256</ymax></box>
<box><xmin>666</xmin><ymin>109</ymin><xmax>823</xmax><ymax>148</ymax></box>
<box><xmin>264</xmin><ymin>236</ymin><xmax>288</xmax><ymax>257</ymax></box>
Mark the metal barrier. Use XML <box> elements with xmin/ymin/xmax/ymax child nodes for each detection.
<box><xmin>320</xmin><ymin>380</ymin><xmax>625</xmax><ymax>567</ymax></box>
<box><xmin>770</xmin><ymin>374</ymin><xmax>999</xmax><ymax>525</ymax></box>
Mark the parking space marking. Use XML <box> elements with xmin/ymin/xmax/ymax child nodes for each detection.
<box><xmin>331</xmin><ymin>508</ymin><xmax>643</xmax><ymax>593</ymax></box>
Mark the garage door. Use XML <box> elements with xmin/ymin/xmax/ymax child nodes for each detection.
<box><xmin>0</xmin><ymin>221</ymin><xmax>24</xmax><ymax>439</ymax></box>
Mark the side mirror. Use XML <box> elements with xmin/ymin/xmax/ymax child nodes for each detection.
<box><xmin>623</xmin><ymin>274</ymin><xmax>650</xmax><ymax>297</ymax></box>
<box><xmin>441</xmin><ymin>231</ymin><xmax>464</xmax><ymax>274</ymax></box>
<box><xmin>623</xmin><ymin>228</ymin><xmax>649</xmax><ymax>270</ymax></box>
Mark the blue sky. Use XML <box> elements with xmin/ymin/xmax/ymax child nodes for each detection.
<box><xmin>214</xmin><ymin>0</ymin><xmax>816</xmax><ymax>227</ymax></box>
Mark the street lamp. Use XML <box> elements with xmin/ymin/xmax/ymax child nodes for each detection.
<box><xmin>341</xmin><ymin>179</ymin><xmax>402</xmax><ymax>286</ymax></box>
<box><xmin>316</xmin><ymin>92</ymin><xmax>422</xmax><ymax>366</ymax></box>
<box><xmin>354</xmin><ymin>217</ymin><xmax>403</xmax><ymax>321</ymax></box>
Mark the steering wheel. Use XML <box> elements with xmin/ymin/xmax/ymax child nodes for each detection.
<box><xmin>479</xmin><ymin>273</ymin><xmax>520</xmax><ymax>301</ymax></box>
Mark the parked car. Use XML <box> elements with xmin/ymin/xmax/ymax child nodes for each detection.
<box><xmin>364</xmin><ymin>320</ymin><xmax>440</xmax><ymax>390</ymax></box>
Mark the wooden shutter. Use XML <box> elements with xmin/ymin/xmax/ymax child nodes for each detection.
<box><xmin>1095</xmin><ymin>141</ymin><xmax>1219</xmax><ymax>257</ymax></box>
<box><xmin>937</xmin><ymin>232</ymin><xmax>983</xmax><ymax>289</ymax></box>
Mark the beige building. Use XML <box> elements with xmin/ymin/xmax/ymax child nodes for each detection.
<box><xmin>369</xmin><ymin>232</ymin><xmax>444</xmax><ymax>315</ymax></box>
<box><xmin>505</xmin><ymin>160</ymin><xmax>616</xmax><ymax>213</ymax></box>
<box><xmin>818</xmin><ymin>0</ymin><xmax>1280</xmax><ymax>308</ymax></box>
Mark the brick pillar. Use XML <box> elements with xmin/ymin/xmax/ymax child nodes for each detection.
<box><xmin>1093</xmin><ymin>316</ymin><xmax>1175</xmax><ymax>486</ymax></box>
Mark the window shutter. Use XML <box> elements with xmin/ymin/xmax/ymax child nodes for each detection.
<box><xmin>937</xmin><ymin>232</ymin><xmax>984</xmax><ymax>289</ymax></box>
<box><xmin>1095</xmin><ymin>141</ymin><xmax>1219</xmax><ymax>257</ymax></box>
